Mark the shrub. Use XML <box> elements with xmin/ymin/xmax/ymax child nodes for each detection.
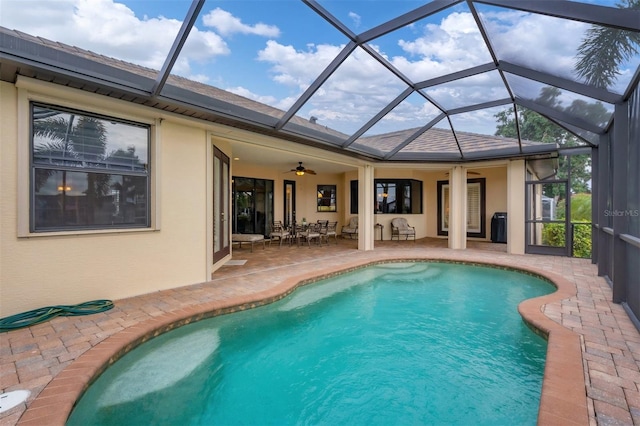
<box><xmin>542</xmin><ymin>222</ymin><xmax>592</xmax><ymax>258</ymax></box>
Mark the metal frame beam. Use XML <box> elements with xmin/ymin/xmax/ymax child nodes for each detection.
<box><xmin>475</xmin><ymin>0</ymin><xmax>640</xmax><ymax>31</ymax></box>
<box><xmin>383</xmin><ymin>114</ymin><xmax>446</xmax><ymax>159</ymax></box>
<box><xmin>275</xmin><ymin>41</ymin><xmax>357</xmax><ymax>130</ymax></box>
<box><xmin>343</xmin><ymin>87</ymin><xmax>414</xmax><ymax>148</ymax></box>
<box><xmin>500</xmin><ymin>61</ymin><xmax>622</xmax><ymax>104</ymax></box>
<box><xmin>151</xmin><ymin>0</ymin><xmax>205</xmax><ymax>97</ymax></box>
<box><xmin>516</xmin><ymin>97</ymin><xmax>606</xmax><ymax>135</ymax></box>
<box><xmin>415</xmin><ymin>63</ymin><xmax>496</xmax><ymax>89</ymax></box>
<box><xmin>358</xmin><ymin>0</ymin><xmax>463</xmax><ymax>43</ymax></box>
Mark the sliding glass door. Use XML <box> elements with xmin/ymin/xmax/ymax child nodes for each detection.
<box><xmin>232</xmin><ymin>177</ymin><xmax>274</xmax><ymax>236</ymax></box>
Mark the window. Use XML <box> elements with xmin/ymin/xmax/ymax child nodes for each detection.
<box><xmin>31</xmin><ymin>103</ymin><xmax>150</xmax><ymax>231</ymax></box>
<box><xmin>232</xmin><ymin>177</ymin><xmax>274</xmax><ymax>235</ymax></box>
<box><xmin>375</xmin><ymin>179</ymin><xmax>422</xmax><ymax>214</ymax></box>
<box><xmin>350</xmin><ymin>179</ymin><xmax>423</xmax><ymax>214</ymax></box>
<box><xmin>317</xmin><ymin>185</ymin><xmax>337</xmax><ymax>212</ymax></box>
<box><xmin>350</xmin><ymin>180</ymin><xmax>358</xmax><ymax>214</ymax></box>
<box><xmin>437</xmin><ymin>178</ymin><xmax>486</xmax><ymax>238</ymax></box>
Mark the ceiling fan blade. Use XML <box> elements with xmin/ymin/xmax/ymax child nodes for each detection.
<box><xmin>305</xmin><ymin>169</ymin><xmax>316</xmax><ymax>175</ymax></box>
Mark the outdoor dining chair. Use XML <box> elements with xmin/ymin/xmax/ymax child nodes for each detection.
<box><xmin>269</xmin><ymin>221</ymin><xmax>291</xmax><ymax>247</ymax></box>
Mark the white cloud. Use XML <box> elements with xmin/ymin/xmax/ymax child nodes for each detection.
<box><xmin>479</xmin><ymin>10</ymin><xmax>586</xmax><ymax>81</ymax></box>
<box><xmin>1</xmin><ymin>1</ymin><xmax>614</xmax><ymax>138</ymax></box>
<box><xmin>226</xmin><ymin>86</ymin><xmax>278</xmax><ymax>106</ymax></box>
<box><xmin>254</xmin><ymin>40</ymin><xmax>407</xmax><ymax>132</ymax></box>
<box><xmin>202</xmin><ymin>7</ymin><xmax>280</xmax><ymax>38</ymax></box>
<box><xmin>395</xmin><ymin>12</ymin><xmax>494</xmax><ymax>81</ymax></box>
<box><xmin>0</xmin><ymin>0</ymin><xmax>229</xmax><ymax>75</ymax></box>
<box><xmin>187</xmin><ymin>74</ymin><xmax>210</xmax><ymax>84</ymax></box>
<box><xmin>257</xmin><ymin>41</ymin><xmax>342</xmax><ymax>90</ymax></box>
<box><xmin>348</xmin><ymin>12</ymin><xmax>361</xmax><ymax>29</ymax></box>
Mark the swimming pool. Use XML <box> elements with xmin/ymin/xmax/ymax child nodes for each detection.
<box><xmin>67</xmin><ymin>261</ymin><xmax>555</xmax><ymax>425</ymax></box>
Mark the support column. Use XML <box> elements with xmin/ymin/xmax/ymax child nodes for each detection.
<box><xmin>597</xmin><ymin>134</ymin><xmax>610</xmax><ymax>278</ymax></box>
<box><xmin>591</xmin><ymin>146</ymin><xmax>598</xmax><ymax>265</ymax></box>
<box><xmin>612</xmin><ymin>101</ymin><xmax>629</xmax><ymax>303</ymax></box>
<box><xmin>507</xmin><ymin>160</ymin><xmax>525</xmax><ymax>255</ymax></box>
<box><xmin>448</xmin><ymin>166</ymin><xmax>467</xmax><ymax>249</ymax></box>
<box><xmin>358</xmin><ymin>164</ymin><xmax>375</xmax><ymax>251</ymax></box>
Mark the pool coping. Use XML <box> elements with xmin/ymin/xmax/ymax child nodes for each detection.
<box><xmin>15</xmin><ymin>256</ymin><xmax>587</xmax><ymax>425</ymax></box>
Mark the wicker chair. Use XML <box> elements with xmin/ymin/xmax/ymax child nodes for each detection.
<box><xmin>341</xmin><ymin>217</ymin><xmax>358</xmax><ymax>239</ymax></box>
<box><xmin>390</xmin><ymin>217</ymin><xmax>416</xmax><ymax>241</ymax></box>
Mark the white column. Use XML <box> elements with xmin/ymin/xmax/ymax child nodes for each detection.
<box><xmin>448</xmin><ymin>165</ymin><xmax>467</xmax><ymax>249</ymax></box>
<box><xmin>507</xmin><ymin>160</ymin><xmax>525</xmax><ymax>255</ymax></box>
<box><xmin>358</xmin><ymin>164</ymin><xmax>375</xmax><ymax>251</ymax></box>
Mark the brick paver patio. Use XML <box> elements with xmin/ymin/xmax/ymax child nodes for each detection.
<box><xmin>1</xmin><ymin>238</ymin><xmax>639</xmax><ymax>425</ymax></box>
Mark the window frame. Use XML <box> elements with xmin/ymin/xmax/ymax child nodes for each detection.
<box><xmin>350</xmin><ymin>179</ymin><xmax>423</xmax><ymax>214</ymax></box>
<box><xmin>317</xmin><ymin>184</ymin><xmax>337</xmax><ymax>212</ymax></box>
<box><xmin>29</xmin><ymin>102</ymin><xmax>152</xmax><ymax>232</ymax></box>
<box><xmin>437</xmin><ymin>178</ymin><xmax>486</xmax><ymax>238</ymax></box>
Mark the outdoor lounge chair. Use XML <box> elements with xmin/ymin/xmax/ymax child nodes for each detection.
<box><xmin>390</xmin><ymin>217</ymin><xmax>416</xmax><ymax>241</ymax></box>
<box><xmin>341</xmin><ymin>217</ymin><xmax>358</xmax><ymax>239</ymax></box>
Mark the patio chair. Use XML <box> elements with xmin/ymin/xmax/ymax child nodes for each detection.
<box><xmin>341</xmin><ymin>217</ymin><xmax>358</xmax><ymax>239</ymax></box>
<box><xmin>321</xmin><ymin>221</ymin><xmax>338</xmax><ymax>244</ymax></box>
<box><xmin>390</xmin><ymin>217</ymin><xmax>416</xmax><ymax>241</ymax></box>
<box><xmin>298</xmin><ymin>222</ymin><xmax>322</xmax><ymax>247</ymax></box>
<box><xmin>269</xmin><ymin>221</ymin><xmax>291</xmax><ymax>247</ymax></box>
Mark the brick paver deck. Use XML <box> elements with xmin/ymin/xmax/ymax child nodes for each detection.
<box><xmin>1</xmin><ymin>238</ymin><xmax>639</xmax><ymax>425</ymax></box>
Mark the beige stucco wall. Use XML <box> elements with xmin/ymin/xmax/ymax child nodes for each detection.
<box><xmin>475</xmin><ymin>166</ymin><xmax>508</xmax><ymax>241</ymax></box>
<box><xmin>373</xmin><ymin>168</ymin><xmax>428</xmax><ymax>240</ymax></box>
<box><xmin>1</xmin><ymin>81</ymin><xmax>211</xmax><ymax>317</ymax></box>
<box><xmin>0</xmin><ymin>77</ymin><xmax>527</xmax><ymax>317</ymax></box>
<box><xmin>507</xmin><ymin>160</ymin><xmax>526</xmax><ymax>254</ymax></box>
<box><xmin>339</xmin><ymin>166</ymin><xmax>509</xmax><ymax>242</ymax></box>
<box><xmin>232</xmin><ymin>162</ymin><xmax>343</xmax><ymax>226</ymax></box>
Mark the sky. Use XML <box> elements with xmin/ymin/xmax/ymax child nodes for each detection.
<box><xmin>0</xmin><ymin>0</ymin><xmax>635</xmax><ymax>137</ymax></box>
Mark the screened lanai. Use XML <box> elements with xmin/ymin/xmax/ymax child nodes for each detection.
<box><xmin>1</xmin><ymin>0</ymin><xmax>637</xmax><ymax>160</ymax></box>
<box><xmin>0</xmin><ymin>2</ymin><xmax>638</xmax><ymax>319</ymax></box>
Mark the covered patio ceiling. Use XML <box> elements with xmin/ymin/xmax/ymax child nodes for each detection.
<box><xmin>1</xmin><ymin>0</ymin><xmax>639</xmax><ymax>165</ymax></box>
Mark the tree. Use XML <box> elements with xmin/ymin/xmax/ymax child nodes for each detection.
<box><xmin>493</xmin><ymin>87</ymin><xmax>603</xmax><ymax>197</ymax></box>
<box><xmin>33</xmin><ymin>112</ymin><xmax>112</xmax><ymax>225</ymax></box>
<box><xmin>574</xmin><ymin>0</ymin><xmax>640</xmax><ymax>89</ymax></box>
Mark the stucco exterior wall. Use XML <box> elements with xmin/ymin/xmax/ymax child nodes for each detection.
<box><xmin>231</xmin><ymin>162</ymin><xmax>343</xmax><ymax>227</ymax></box>
<box><xmin>478</xmin><ymin>167</ymin><xmax>508</xmax><ymax>242</ymax></box>
<box><xmin>0</xmin><ymin>77</ymin><xmax>527</xmax><ymax>317</ymax></box>
<box><xmin>1</xmin><ymin>81</ymin><xmax>210</xmax><ymax>317</ymax></box>
<box><xmin>339</xmin><ymin>166</ymin><xmax>510</xmax><ymax>242</ymax></box>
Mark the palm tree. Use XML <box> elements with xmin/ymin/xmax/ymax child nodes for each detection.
<box><xmin>574</xmin><ymin>0</ymin><xmax>640</xmax><ymax>89</ymax></box>
<box><xmin>33</xmin><ymin>111</ymin><xmax>110</xmax><ymax>225</ymax></box>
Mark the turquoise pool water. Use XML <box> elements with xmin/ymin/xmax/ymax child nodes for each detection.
<box><xmin>67</xmin><ymin>262</ymin><xmax>555</xmax><ymax>425</ymax></box>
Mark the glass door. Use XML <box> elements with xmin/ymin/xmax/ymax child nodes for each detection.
<box><xmin>284</xmin><ymin>180</ymin><xmax>296</xmax><ymax>229</ymax></box>
<box><xmin>232</xmin><ymin>177</ymin><xmax>274</xmax><ymax>236</ymax></box>
<box><xmin>213</xmin><ymin>146</ymin><xmax>230</xmax><ymax>263</ymax></box>
<box><xmin>525</xmin><ymin>180</ymin><xmax>570</xmax><ymax>256</ymax></box>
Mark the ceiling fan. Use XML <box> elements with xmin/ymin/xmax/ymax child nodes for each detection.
<box><xmin>288</xmin><ymin>162</ymin><xmax>316</xmax><ymax>176</ymax></box>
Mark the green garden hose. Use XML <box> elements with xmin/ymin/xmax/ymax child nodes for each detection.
<box><xmin>0</xmin><ymin>300</ymin><xmax>114</xmax><ymax>332</ymax></box>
